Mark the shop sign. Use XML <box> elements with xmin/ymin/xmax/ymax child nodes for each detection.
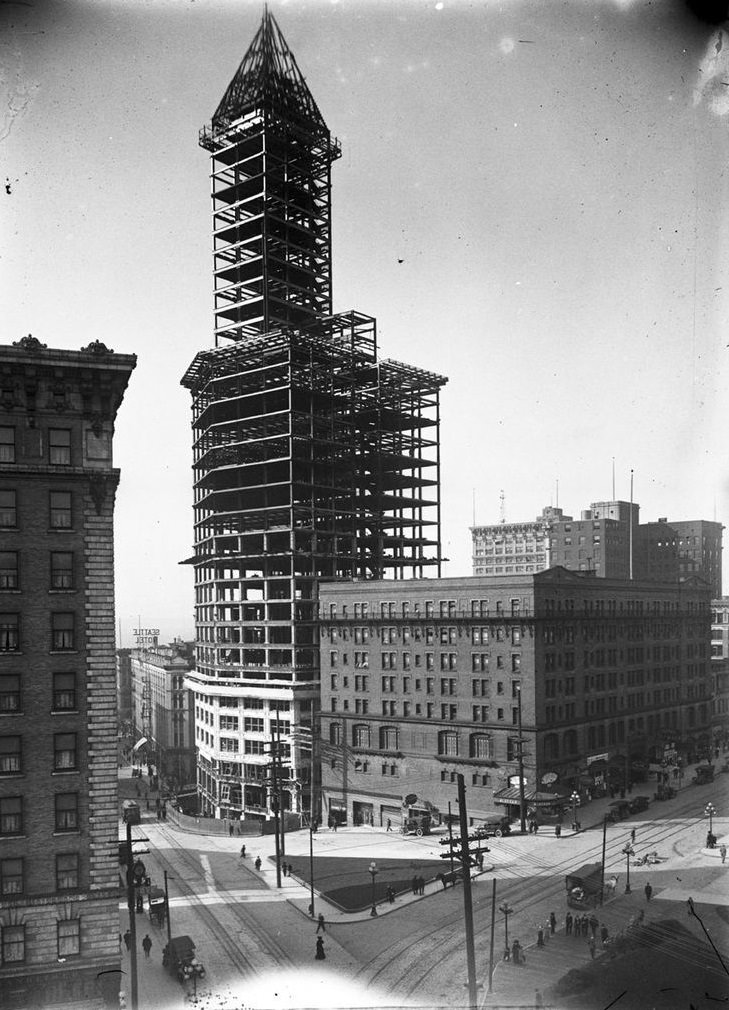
<box><xmin>586</xmin><ymin>753</ymin><xmax>609</xmax><ymax>765</ymax></box>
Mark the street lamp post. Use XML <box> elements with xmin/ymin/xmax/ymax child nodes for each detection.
<box><xmin>499</xmin><ymin>900</ymin><xmax>513</xmax><ymax>960</ymax></box>
<box><xmin>369</xmin><ymin>861</ymin><xmax>378</xmax><ymax>917</ymax></box>
<box><xmin>622</xmin><ymin>843</ymin><xmax>634</xmax><ymax>893</ymax></box>
<box><xmin>570</xmin><ymin>791</ymin><xmax>581</xmax><ymax>832</ymax></box>
<box><xmin>705</xmin><ymin>802</ymin><xmax>716</xmax><ymax>846</ymax></box>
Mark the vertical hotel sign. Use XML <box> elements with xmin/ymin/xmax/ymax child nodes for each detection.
<box><xmin>134</xmin><ymin>627</ymin><xmax>159</xmax><ymax>648</ymax></box>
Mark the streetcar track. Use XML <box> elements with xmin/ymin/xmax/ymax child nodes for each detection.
<box><xmin>357</xmin><ymin>794</ymin><xmax>727</xmax><ymax>999</ymax></box>
<box><xmin>132</xmin><ymin>820</ymin><xmax>295</xmax><ymax>980</ymax></box>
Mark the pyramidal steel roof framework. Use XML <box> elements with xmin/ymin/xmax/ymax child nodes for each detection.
<box><xmin>211</xmin><ymin>6</ymin><xmax>329</xmax><ymax>138</ymax></box>
<box><xmin>183</xmin><ymin>10</ymin><xmax>447</xmax><ymax>824</ymax></box>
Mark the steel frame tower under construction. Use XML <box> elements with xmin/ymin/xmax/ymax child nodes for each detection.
<box><xmin>182</xmin><ymin>9</ymin><xmax>447</xmax><ymax>823</ymax></box>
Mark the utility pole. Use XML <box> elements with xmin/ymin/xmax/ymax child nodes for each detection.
<box><xmin>163</xmin><ymin>869</ymin><xmax>172</xmax><ymax>942</ymax></box>
<box><xmin>308</xmin><ymin>723</ymin><xmax>317</xmax><ymax>917</ymax></box>
<box><xmin>276</xmin><ymin>714</ymin><xmax>286</xmax><ymax>859</ymax></box>
<box><xmin>516</xmin><ymin>685</ymin><xmax>527</xmax><ymax>833</ymax></box>
<box><xmin>488</xmin><ymin>877</ymin><xmax>496</xmax><ymax>993</ymax></box>
<box><xmin>125</xmin><ymin>821</ymin><xmax>139</xmax><ymax>1010</ymax></box>
<box><xmin>456</xmin><ymin>774</ymin><xmax>478</xmax><ymax>1010</ymax></box>
<box><xmin>599</xmin><ymin>815</ymin><xmax>608</xmax><ymax>905</ymax></box>
<box><xmin>447</xmin><ymin>801</ymin><xmax>455</xmax><ymax>874</ymax></box>
<box><xmin>270</xmin><ymin>727</ymin><xmax>281</xmax><ymax>887</ymax></box>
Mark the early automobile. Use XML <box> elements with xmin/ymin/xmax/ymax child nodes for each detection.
<box><xmin>121</xmin><ymin>799</ymin><xmax>141</xmax><ymax>825</ymax></box>
<box><xmin>627</xmin><ymin>795</ymin><xmax>650</xmax><ymax>814</ymax></box>
<box><xmin>162</xmin><ymin>936</ymin><xmax>206</xmax><ymax>984</ymax></box>
<box><xmin>474</xmin><ymin>814</ymin><xmax>512</xmax><ymax>838</ymax></box>
<box><xmin>401</xmin><ymin>812</ymin><xmax>431</xmax><ymax>836</ymax></box>
<box><xmin>148</xmin><ymin>886</ymin><xmax>167</xmax><ymax>926</ymax></box>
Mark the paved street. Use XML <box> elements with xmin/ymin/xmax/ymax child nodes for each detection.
<box><xmin>118</xmin><ymin>765</ymin><xmax>729</xmax><ymax>1009</ymax></box>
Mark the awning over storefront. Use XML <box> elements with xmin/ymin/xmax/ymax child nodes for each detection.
<box><xmin>494</xmin><ymin>787</ymin><xmax>568</xmax><ymax>806</ymax></box>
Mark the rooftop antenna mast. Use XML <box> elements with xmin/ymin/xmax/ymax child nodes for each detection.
<box><xmin>499</xmin><ymin>489</ymin><xmax>506</xmax><ymax>525</ymax></box>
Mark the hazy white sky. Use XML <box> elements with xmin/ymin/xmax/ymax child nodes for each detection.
<box><xmin>1</xmin><ymin>0</ymin><xmax>728</xmax><ymax>642</ymax></box>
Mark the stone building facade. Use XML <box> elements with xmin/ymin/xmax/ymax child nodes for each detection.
<box><xmin>0</xmin><ymin>336</ymin><xmax>135</xmax><ymax>1009</ymax></box>
<box><xmin>318</xmin><ymin>570</ymin><xmax>711</xmax><ymax>828</ymax></box>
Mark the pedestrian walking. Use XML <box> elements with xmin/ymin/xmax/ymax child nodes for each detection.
<box><xmin>411</xmin><ymin>875</ymin><xmax>418</xmax><ymax>895</ymax></box>
<box><xmin>386</xmin><ymin>885</ymin><xmax>395</xmax><ymax>904</ymax></box>
<box><xmin>537</xmin><ymin>925</ymin><xmax>544</xmax><ymax>948</ymax></box>
<box><xmin>630</xmin><ymin>828</ymin><xmax>636</xmax><ymax>844</ymax></box>
<box><xmin>533</xmin><ymin>821</ymin><xmax>539</xmax><ymax>834</ymax></box>
<box><xmin>419</xmin><ymin>876</ymin><xmax>425</xmax><ymax>895</ymax></box>
<box><xmin>512</xmin><ymin>939</ymin><xmax>522</xmax><ymax>965</ymax></box>
<box><xmin>316</xmin><ymin>913</ymin><xmax>326</xmax><ymax>933</ymax></box>
<box><xmin>254</xmin><ymin>856</ymin><xmax>262</xmax><ymax>871</ymax></box>
<box><xmin>386</xmin><ymin>818</ymin><xmax>392</xmax><ymax>832</ymax></box>
<box><xmin>229</xmin><ymin>822</ymin><xmax>233</xmax><ymax>837</ymax></box>
<box><xmin>549</xmin><ymin>911</ymin><xmax>556</xmax><ymax>934</ymax></box>
<box><xmin>282</xmin><ymin>862</ymin><xmax>288</xmax><ymax>877</ymax></box>
<box><xmin>600</xmin><ymin>923</ymin><xmax>608</xmax><ymax>945</ymax></box>
<box><xmin>142</xmin><ymin>935</ymin><xmax>152</xmax><ymax>959</ymax></box>
<box><xmin>123</xmin><ymin>930</ymin><xmax>131</xmax><ymax>951</ymax></box>
<box><xmin>589</xmin><ymin>914</ymin><xmax>598</xmax><ymax>937</ymax></box>
<box><xmin>315</xmin><ymin>937</ymin><xmax>325</xmax><ymax>960</ymax></box>
<box><xmin>477</xmin><ymin>851</ymin><xmax>484</xmax><ymax>871</ymax></box>
<box><xmin>240</xmin><ymin>844</ymin><xmax>246</xmax><ymax>859</ymax></box>
<box><xmin>565</xmin><ymin>912</ymin><xmax>573</xmax><ymax>935</ymax></box>
<box><xmin>555</xmin><ymin>823</ymin><xmax>562</xmax><ymax>838</ymax></box>
<box><xmin>720</xmin><ymin>843</ymin><xmax>727</xmax><ymax>864</ymax></box>
<box><xmin>287</xmin><ymin>863</ymin><xmax>293</xmax><ymax>878</ymax></box>
<box><xmin>581</xmin><ymin>915</ymin><xmax>589</xmax><ymax>938</ymax></box>
<box><xmin>644</xmin><ymin>882</ymin><xmax>653</xmax><ymax>902</ymax></box>
<box><xmin>588</xmin><ymin>935</ymin><xmax>596</xmax><ymax>959</ymax></box>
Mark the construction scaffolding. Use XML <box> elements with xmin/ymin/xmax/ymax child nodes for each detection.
<box><xmin>183</xmin><ymin>9</ymin><xmax>447</xmax><ymax>823</ymax></box>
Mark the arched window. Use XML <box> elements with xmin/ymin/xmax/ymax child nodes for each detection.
<box><xmin>329</xmin><ymin>722</ymin><xmax>341</xmax><ymax>746</ymax></box>
<box><xmin>353</xmin><ymin>723</ymin><xmax>370</xmax><ymax>748</ymax></box>
<box><xmin>563</xmin><ymin>729</ymin><xmax>578</xmax><ymax>755</ymax></box>
<box><xmin>587</xmin><ymin>725</ymin><xmax>597</xmax><ymax>749</ymax></box>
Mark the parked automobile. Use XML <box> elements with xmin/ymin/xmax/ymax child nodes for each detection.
<box><xmin>627</xmin><ymin>795</ymin><xmax>650</xmax><ymax>814</ymax></box>
<box><xmin>400</xmin><ymin>813</ymin><xmax>431</xmax><ymax>836</ymax></box>
<box><xmin>607</xmin><ymin>800</ymin><xmax>631</xmax><ymax>823</ymax></box>
<box><xmin>693</xmin><ymin>764</ymin><xmax>715</xmax><ymax>785</ymax></box>
<box><xmin>474</xmin><ymin>814</ymin><xmax>512</xmax><ymax>838</ymax></box>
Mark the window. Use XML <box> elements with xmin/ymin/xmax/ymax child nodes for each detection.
<box><xmin>0</xmin><ymin>490</ymin><xmax>16</xmax><ymax>527</ymax></box>
<box><xmin>0</xmin><ymin>427</ymin><xmax>15</xmax><ymax>463</ymax></box>
<box><xmin>49</xmin><ymin>428</ymin><xmax>71</xmax><ymax>465</ymax></box>
<box><xmin>329</xmin><ymin>723</ymin><xmax>341</xmax><ymax>746</ymax></box>
<box><xmin>57</xmin><ymin>919</ymin><xmax>80</xmax><ymax>958</ymax></box>
<box><xmin>353</xmin><ymin>724</ymin><xmax>370</xmax><ymax>748</ymax></box>
<box><xmin>54</xmin><ymin>733</ymin><xmax>77</xmax><ymax>771</ymax></box>
<box><xmin>469</xmin><ymin>734</ymin><xmax>493</xmax><ymax>759</ymax></box>
<box><xmin>0</xmin><ymin>552</ymin><xmax>18</xmax><ymax>589</ymax></box>
<box><xmin>50</xmin><ymin>492</ymin><xmax>72</xmax><ymax>529</ymax></box>
<box><xmin>379</xmin><ymin>726</ymin><xmax>399</xmax><ymax>750</ymax></box>
<box><xmin>0</xmin><ymin>858</ymin><xmax>23</xmax><ymax>896</ymax></box>
<box><xmin>51</xmin><ymin>552</ymin><xmax>74</xmax><ymax>590</ymax></box>
<box><xmin>53</xmin><ymin>672</ymin><xmax>77</xmax><ymax>711</ymax></box>
<box><xmin>438</xmin><ymin>730</ymin><xmax>458</xmax><ymax>756</ymax></box>
<box><xmin>0</xmin><ymin>614</ymin><xmax>19</xmax><ymax>651</ymax></box>
<box><xmin>0</xmin><ymin>675</ymin><xmax>20</xmax><ymax>713</ymax></box>
<box><xmin>0</xmin><ymin>736</ymin><xmax>21</xmax><ymax>774</ymax></box>
<box><xmin>52</xmin><ymin>613</ymin><xmax>75</xmax><ymax>650</ymax></box>
<box><xmin>55</xmin><ymin>793</ymin><xmax>79</xmax><ymax>832</ymax></box>
<box><xmin>243</xmin><ymin>717</ymin><xmax>264</xmax><ymax>733</ymax></box>
<box><xmin>1</xmin><ymin>924</ymin><xmax>25</xmax><ymax>963</ymax></box>
<box><xmin>0</xmin><ymin>796</ymin><xmax>22</xmax><ymax>835</ymax></box>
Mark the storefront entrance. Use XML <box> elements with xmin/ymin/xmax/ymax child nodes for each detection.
<box><xmin>353</xmin><ymin>801</ymin><xmax>374</xmax><ymax>826</ymax></box>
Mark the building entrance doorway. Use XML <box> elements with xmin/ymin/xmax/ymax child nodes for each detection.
<box><xmin>353</xmin><ymin>801</ymin><xmax>373</xmax><ymax>826</ymax></box>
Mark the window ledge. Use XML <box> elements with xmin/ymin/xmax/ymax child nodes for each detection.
<box><xmin>49</xmin><ymin>651</ymin><xmax>79</xmax><ymax>656</ymax></box>
<box><xmin>52</xmin><ymin>830</ymin><xmax>81</xmax><ymax>837</ymax></box>
<box><xmin>52</xmin><ymin>769</ymin><xmax>80</xmax><ymax>776</ymax></box>
<box><xmin>50</xmin><ymin>709</ymin><xmax>79</xmax><ymax>716</ymax></box>
<box><xmin>48</xmin><ymin>590</ymin><xmax>77</xmax><ymax>595</ymax></box>
<box><xmin>0</xmin><ymin>589</ymin><xmax>21</xmax><ymax>594</ymax></box>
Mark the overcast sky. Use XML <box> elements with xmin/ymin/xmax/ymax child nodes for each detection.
<box><xmin>2</xmin><ymin>0</ymin><xmax>728</xmax><ymax>643</ymax></box>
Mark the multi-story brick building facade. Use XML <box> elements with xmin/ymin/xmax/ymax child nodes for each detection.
<box><xmin>0</xmin><ymin>336</ymin><xmax>135</xmax><ymax>1009</ymax></box>
<box><xmin>710</xmin><ymin>598</ymin><xmax>729</xmax><ymax>751</ymax></box>
<box><xmin>318</xmin><ymin>570</ymin><xmax>711</xmax><ymax>828</ymax></box>
<box><xmin>130</xmin><ymin>644</ymin><xmax>196</xmax><ymax>787</ymax></box>
<box><xmin>668</xmin><ymin>520</ymin><xmax>723</xmax><ymax>597</ymax></box>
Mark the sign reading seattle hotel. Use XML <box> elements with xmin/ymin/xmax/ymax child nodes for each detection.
<box><xmin>133</xmin><ymin>627</ymin><xmax>159</xmax><ymax>648</ymax></box>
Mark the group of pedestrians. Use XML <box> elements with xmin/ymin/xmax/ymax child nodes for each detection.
<box><xmin>410</xmin><ymin>875</ymin><xmax>426</xmax><ymax>896</ymax></box>
<box><xmin>565</xmin><ymin>911</ymin><xmax>599</xmax><ymax>938</ymax></box>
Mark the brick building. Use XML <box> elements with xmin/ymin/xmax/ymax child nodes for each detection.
<box><xmin>130</xmin><ymin>644</ymin><xmax>196</xmax><ymax>788</ymax></box>
<box><xmin>318</xmin><ymin>570</ymin><xmax>711</xmax><ymax>828</ymax></box>
<box><xmin>667</xmin><ymin>520</ymin><xmax>723</xmax><ymax>597</ymax></box>
<box><xmin>0</xmin><ymin>336</ymin><xmax>135</xmax><ymax>1009</ymax></box>
<box><xmin>115</xmin><ymin>648</ymin><xmax>133</xmax><ymax>734</ymax></box>
<box><xmin>710</xmin><ymin>598</ymin><xmax>729</xmax><ymax>750</ymax></box>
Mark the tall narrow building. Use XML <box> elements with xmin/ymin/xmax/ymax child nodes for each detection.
<box><xmin>0</xmin><ymin>336</ymin><xmax>135</xmax><ymax>1009</ymax></box>
<box><xmin>182</xmin><ymin>11</ymin><xmax>447</xmax><ymax>822</ymax></box>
